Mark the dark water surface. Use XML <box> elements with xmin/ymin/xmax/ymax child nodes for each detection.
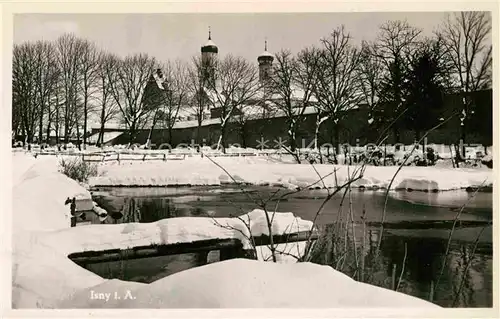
<box><xmin>89</xmin><ymin>186</ymin><xmax>493</xmax><ymax>308</ymax></box>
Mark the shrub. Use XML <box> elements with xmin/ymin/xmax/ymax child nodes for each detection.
<box><xmin>59</xmin><ymin>157</ymin><xmax>99</xmax><ymax>183</ymax></box>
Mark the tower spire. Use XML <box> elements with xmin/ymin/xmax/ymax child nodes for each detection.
<box><xmin>208</xmin><ymin>26</ymin><xmax>211</xmax><ymax>40</ymax></box>
<box><xmin>264</xmin><ymin>38</ymin><xmax>268</xmax><ymax>51</ymax></box>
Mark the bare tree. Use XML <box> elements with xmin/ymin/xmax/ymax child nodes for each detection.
<box><xmin>46</xmin><ymin>77</ymin><xmax>65</xmax><ymax>145</ymax></box>
<box><xmin>107</xmin><ymin>53</ymin><xmax>158</xmax><ymax>143</ymax></box>
<box><xmin>374</xmin><ymin>20</ymin><xmax>422</xmax><ymax>143</ymax></box>
<box><xmin>268</xmin><ymin>49</ymin><xmax>318</xmax><ymax>162</ymax></box>
<box><xmin>294</xmin><ymin>47</ymin><xmax>322</xmax><ymax>150</ymax></box>
<box><xmin>96</xmin><ymin>53</ymin><xmax>120</xmax><ymax>146</ymax></box>
<box><xmin>55</xmin><ymin>33</ymin><xmax>82</xmax><ymax>143</ymax></box>
<box><xmin>315</xmin><ymin>26</ymin><xmax>362</xmax><ymax>153</ymax></box>
<box><xmin>31</xmin><ymin>40</ymin><xmax>59</xmax><ymax>144</ymax></box>
<box><xmin>77</xmin><ymin>39</ymin><xmax>102</xmax><ymax>148</ymax></box>
<box><xmin>206</xmin><ymin>54</ymin><xmax>260</xmax><ymax>152</ymax></box>
<box><xmin>156</xmin><ymin>60</ymin><xmax>190</xmax><ymax>145</ymax></box>
<box><xmin>12</xmin><ymin>43</ymin><xmax>38</xmax><ymax>143</ymax></box>
<box><xmin>187</xmin><ymin>56</ymin><xmax>210</xmax><ymax>144</ymax></box>
<box><xmin>358</xmin><ymin>41</ymin><xmax>384</xmax><ymax>127</ymax></box>
<box><xmin>233</xmin><ymin>102</ymin><xmax>264</xmax><ymax>149</ymax></box>
<box><xmin>438</xmin><ymin>12</ymin><xmax>492</xmax><ymax>153</ymax></box>
<box><xmin>142</xmin><ymin>69</ymin><xmax>164</xmax><ymax>147</ymax></box>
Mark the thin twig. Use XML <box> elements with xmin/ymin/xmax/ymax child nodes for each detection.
<box><xmin>347</xmin><ymin>166</ymin><xmax>359</xmax><ymax>276</ymax></box>
<box><xmin>396</xmin><ymin>242</ymin><xmax>407</xmax><ymax>291</ymax></box>
<box><xmin>378</xmin><ymin>112</ymin><xmax>460</xmax><ymax>249</ymax></box>
<box><xmin>452</xmin><ymin>221</ymin><xmax>491</xmax><ymax>307</ymax></box>
<box><xmin>302</xmin><ymin>173</ymin><xmax>365</xmax><ymax>259</ymax></box>
<box><xmin>435</xmin><ymin>178</ymin><xmax>489</xmax><ymax>289</ymax></box>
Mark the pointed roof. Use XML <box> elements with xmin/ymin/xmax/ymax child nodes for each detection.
<box><xmin>258</xmin><ymin>39</ymin><xmax>274</xmax><ymax>61</ymax></box>
<box><xmin>201</xmin><ymin>26</ymin><xmax>218</xmax><ymax>53</ymax></box>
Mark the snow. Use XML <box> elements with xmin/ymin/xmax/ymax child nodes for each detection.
<box><xmin>11</xmin><ymin>151</ymin><xmax>314</xmax><ymax>308</ymax></box>
<box><xmin>87</xmin><ymin>131</ymin><xmax>124</xmax><ymax>144</ymax></box>
<box><xmin>13</xmin><ymin>152</ymin><xmax>91</xmax><ymax>232</ymax></box>
<box><xmin>11</xmin><ymin>151</ymin><xmax>440</xmax><ymax>309</ymax></box>
<box><xmin>57</xmin><ymin>259</ymin><xmax>439</xmax><ymax>308</ymax></box>
<box><xmin>89</xmin><ymin>156</ymin><xmax>493</xmax><ymax>192</ymax></box>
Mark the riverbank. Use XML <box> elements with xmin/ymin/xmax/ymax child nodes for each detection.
<box><xmin>12</xmin><ymin>151</ymin><xmax>441</xmax><ymax>309</ymax></box>
<box><xmin>88</xmin><ymin>155</ymin><xmax>493</xmax><ymax>192</ymax></box>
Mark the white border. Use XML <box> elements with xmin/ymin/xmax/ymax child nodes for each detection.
<box><xmin>1</xmin><ymin>1</ymin><xmax>498</xmax><ymax>318</ymax></box>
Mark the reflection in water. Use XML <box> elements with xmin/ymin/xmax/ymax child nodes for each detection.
<box><xmin>86</xmin><ymin>253</ymin><xmax>209</xmax><ymax>284</ymax></box>
<box><xmin>308</xmin><ymin>225</ymin><xmax>492</xmax><ymax>308</ymax></box>
<box><xmin>93</xmin><ymin>195</ymin><xmax>207</xmax><ymax>224</ymax></box>
<box><xmin>90</xmin><ymin>187</ymin><xmax>492</xmax><ymax>308</ymax></box>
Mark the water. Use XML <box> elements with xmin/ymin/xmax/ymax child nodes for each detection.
<box><xmin>88</xmin><ymin>186</ymin><xmax>493</xmax><ymax>308</ymax></box>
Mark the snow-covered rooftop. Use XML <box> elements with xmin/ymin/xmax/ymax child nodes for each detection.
<box><xmin>88</xmin><ymin>131</ymin><xmax>124</xmax><ymax>144</ymax></box>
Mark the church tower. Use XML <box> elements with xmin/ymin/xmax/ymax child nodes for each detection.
<box><xmin>201</xmin><ymin>27</ymin><xmax>218</xmax><ymax>87</ymax></box>
<box><xmin>257</xmin><ymin>39</ymin><xmax>274</xmax><ymax>84</ymax></box>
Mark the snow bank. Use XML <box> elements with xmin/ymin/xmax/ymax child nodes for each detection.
<box><xmin>11</xmin><ymin>151</ymin><xmax>312</xmax><ymax>308</ymax></box>
<box><xmin>12</xmin><ymin>151</ymin><xmax>438</xmax><ymax>309</ymax></box>
<box><xmin>12</xmin><ymin>152</ymin><xmax>101</xmax><ymax>308</ymax></box>
<box><xmin>28</xmin><ymin>209</ymin><xmax>312</xmax><ymax>255</ymax></box>
<box><xmin>89</xmin><ymin>156</ymin><xmax>493</xmax><ymax>192</ymax></box>
<box><xmin>58</xmin><ymin>259</ymin><xmax>439</xmax><ymax>308</ymax></box>
<box><xmin>12</xmin><ymin>210</ymin><xmax>311</xmax><ymax>308</ymax></box>
<box><xmin>13</xmin><ymin>152</ymin><xmax>91</xmax><ymax>232</ymax></box>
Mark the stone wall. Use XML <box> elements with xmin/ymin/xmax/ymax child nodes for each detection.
<box><xmin>93</xmin><ymin>89</ymin><xmax>492</xmax><ymax>148</ymax></box>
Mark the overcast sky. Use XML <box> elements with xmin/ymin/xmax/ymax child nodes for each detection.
<box><xmin>14</xmin><ymin>12</ymin><xmax>451</xmax><ymax>63</ymax></box>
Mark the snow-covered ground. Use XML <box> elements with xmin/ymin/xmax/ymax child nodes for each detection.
<box><xmin>57</xmin><ymin>258</ymin><xmax>438</xmax><ymax>309</ymax></box>
<box><xmin>88</xmin><ymin>155</ymin><xmax>493</xmax><ymax>192</ymax></box>
<box><xmin>11</xmin><ymin>151</ymin><xmax>440</xmax><ymax>309</ymax></box>
<box><xmin>19</xmin><ymin>143</ymin><xmax>493</xmax><ymax>161</ymax></box>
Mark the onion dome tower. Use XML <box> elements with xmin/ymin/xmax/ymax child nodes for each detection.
<box><xmin>257</xmin><ymin>39</ymin><xmax>274</xmax><ymax>83</ymax></box>
<box><xmin>201</xmin><ymin>26</ymin><xmax>218</xmax><ymax>86</ymax></box>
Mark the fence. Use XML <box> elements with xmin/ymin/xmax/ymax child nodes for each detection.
<box><xmin>29</xmin><ymin>149</ymin><xmax>288</xmax><ymax>163</ymax></box>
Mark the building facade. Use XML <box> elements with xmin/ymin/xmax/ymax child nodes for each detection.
<box><xmin>97</xmin><ymin>32</ymin><xmax>493</xmax><ymax>149</ymax></box>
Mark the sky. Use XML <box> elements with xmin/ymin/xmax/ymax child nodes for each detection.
<box><xmin>14</xmin><ymin>12</ymin><xmax>451</xmax><ymax>63</ymax></box>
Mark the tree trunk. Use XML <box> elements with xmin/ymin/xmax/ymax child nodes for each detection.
<box><xmin>288</xmin><ymin>123</ymin><xmax>301</xmax><ymax>164</ymax></box>
<box><xmin>334</xmin><ymin>123</ymin><xmax>340</xmax><ymax>155</ymax></box>
<box><xmin>27</xmin><ymin>128</ymin><xmax>34</xmax><ymax>144</ymax></box>
<box><xmin>168</xmin><ymin>126</ymin><xmax>173</xmax><ymax>145</ymax></box>
<box><xmin>314</xmin><ymin>114</ymin><xmax>321</xmax><ymax>150</ymax></box>
<box><xmin>289</xmin><ymin>131</ymin><xmax>296</xmax><ymax>152</ymax></box>
<box><xmin>83</xmin><ymin>95</ymin><xmax>88</xmax><ymax>150</ymax></box>
<box><xmin>288</xmin><ymin>123</ymin><xmax>297</xmax><ymax>152</ymax></box>
<box><xmin>219</xmin><ymin>124</ymin><xmax>227</xmax><ymax>153</ymax></box>
<box><xmin>147</xmin><ymin>112</ymin><xmax>160</xmax><ymax>148</ymax></box>
<box><xmin>98</xmin><ymin>122</ymin><xmax>105</xmax><ymax>147</ymax></box>
<box><xmin>76</xmin><ymin>120</ymin><xmax>81</xmax><ymax>150</ymax></box>
<box><xmin>196</xmin><ymin>124</ymin><xmax>202</xmax><ymax>144</ymax></box>
<box><xmin>21</xmin><ymin>122</ymin><xmax>26</xmax><ymax>146</ymax></box>
<box><xmin>55</xmin><ymin>103</ymin><xmax>60</xmax><ymax>145</ymax></box>
<box><xmin>240</xmin><ymin>123</ymin><xmax>247</xmax><ymax>148</ymax></box>
<box><xmin>46</xmin><ymin>109</ymin><xmax>52</xmax><ymax>145</ymax></box>
<box><xmin>38</xmin><ymin>99</ymin><xmax>44</xmax><ymax>144</ymax></box>
<box><xmin>129</xmin><ymin>120</ymin><xmax>138</xmax><ymax>145</ymax></box>
<box><xmin>64</xmin><ymin>100</ymin><xmax>70</xmax><ymax>143</ymax></box>
<box><xmin>393</xmin><ymin>127</ymin><xmax>401</xmax><ymax>144</ymax></box>
<box><xmin>461</xmin><ymin>122</ymin><xmax>466</xmax><ymax>161</ymax></box>
<box><xmin>415</xmin><ymin>130</ymin><xmax>423</xmax><ymax>157</ymax></box>
<box><xmin>421</xmin><ymin>131</ymin><xmax>426</xmax><ymax>160</ymax></box>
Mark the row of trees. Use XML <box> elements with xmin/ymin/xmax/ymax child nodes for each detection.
<box><xmin>13</xmin><ymin>34</ymin><xmax>122</xmax><ymax>146</ymax></box>
<box><xmin>12</xmin><ymin>12</ymin><xmax>492</xmax><ymax>151</ymax></box>
<box><xmin>264</xmin><ymin>12</ymin><xmax>491</xmax><ymax>156</ymax></box>
<box><xmin>11</xmin><ymin>31</ymin><xmax>260</xmax><ymax>148</ymax></box>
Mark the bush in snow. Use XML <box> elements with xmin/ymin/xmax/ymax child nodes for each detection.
<box><xmin>59</xmin><ymin>157</ymin><xmax>99</xmax><ymax>183</ymax></box>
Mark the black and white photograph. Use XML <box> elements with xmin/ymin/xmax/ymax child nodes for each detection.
<box><xmin>2</xmin><ymin>0</ymin><xmax>498</xmax><ymax>315</ymax></box>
